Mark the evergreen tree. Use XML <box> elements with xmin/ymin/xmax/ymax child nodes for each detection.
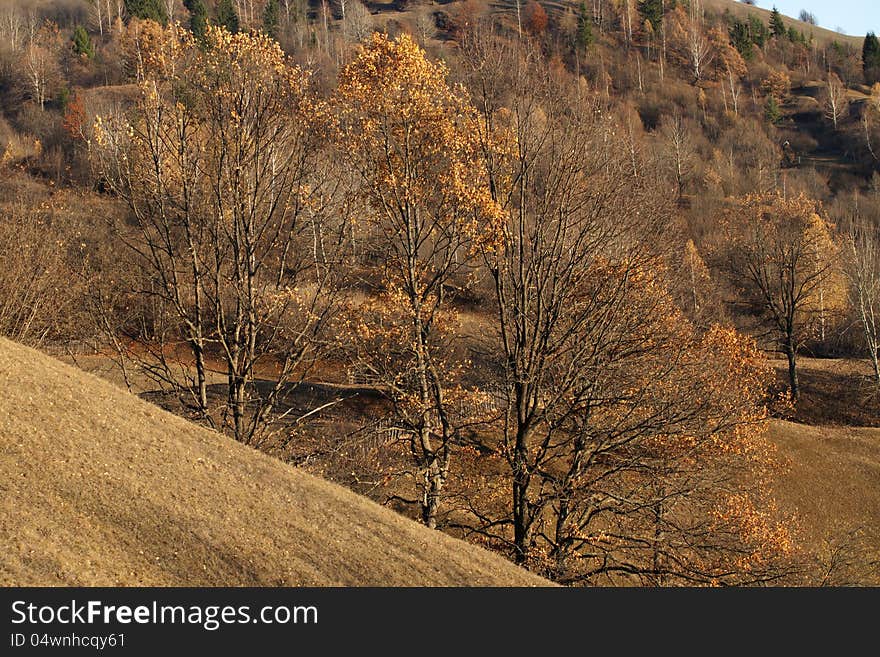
<box><xmin>769</xmin><ymin>7</ymin><xmax>785</xmax><ymax>38</ymax></box>
<box><xmin>125</xmin><ymin>0</ymin><xmax>168</xmax><ymax>24</ymax></box>
<box><xmin>263</xmin><ymin>0</ymin><xmax>280</xmax><ymax>40</ymax></box>
<box><xmin>765</xmin><ymin>96</ymin><xmax>782</xmax><ymax>125</ymax></box>
<box><xmin>216</xmin><ymin>0</ymin><xmax>240</xmax><ymax>34</ymax></box>
<box><xmin>72</xmin><ymin>25</ymin><xmax>94</xmax><ymax>59</ymax></box>
<box><xmin>749</xmin><ymin>14</ymin><xmax>769</xmax><ymax>48</ymax></box>
<box><xmin>638</xmin><ymin>0</ymin><xmax>663</xmax><ymax>28</ymax></box>
<box><xmin>863</xmin><ymin>32</ymin><xmax>880</xmax><ymax>83</ymax></box>
<box><xmin>576</xmin><ymin>1</ymin><xmax>593</xmax><ymax>51</ymax></box>
<box><xmin>184</xmin><ymin>0</ymin><xmax>209</xmax><ymax>41</ymax></box>
<box><xmin>730</xmin><ymin>20</ymin><xmax>753</xmax><ymax>60</ymax></box>
<box><xmin>637</xmin><ymin>0</ymin><xmax>677</xmax><ymax>29</ymax></box>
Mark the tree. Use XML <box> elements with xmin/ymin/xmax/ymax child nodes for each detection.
<box><xmin>23</xmin><ymin>21</ymin><xmax>64</xmax><ymax>111</ymax></box>
<box><xmin>798</xmin><ymin>10</ymin><xmax>816</xmax><ymax>25</ymax></box>
<box><xmin>722</xmin><ymin>194</ymin><xmax>841</xmax><ymax>400</ymax></box>
<box><xmin>72</xmin><ymin>25</ymin><xmax>95</xmax><ymax>59</ymax></box>
<box><xmin>770</xmin><ymin>7</ymin><xmax>785</xmax><ymax>39</ymax></box>
<box><xmin>263</xmin><ymin>0</ymin><xmax>280</xmax><ymax>39</ymax></box>
<box><xmin>576</xmin><ymin>1</ymin><xmax>594</xmax><ymax>51</ymax></box>
<box><xmin>841</xmin><ymin>201</ymin><xmax>880</xmax><ymax>383</ymax></box>
<box><xmin>455</xmin><ymin>43</ymin><xmax>796</xmax><ymax>583</ymax></box>
<box><xmin>668</xmin><ymin>2</ymin><xmax>713</xmax><ymax>83</ymax></box>
<box><xmin>331</xmin><ymin>34</ymin><xmax>501</xmax><ymax>529</ymax></box>
<box><xmin>184</xmin><ymin>0</ymin><xmax>208</xmax><ymax>41</ymax></box>
<box><xmin>764</xmin><ymin>95</ymin><xmax>782</xmax><ymax>124</ymax></box>
<box><xmin>761</xmin><ymin>69</ymin><xmax>791</xmax><ymax>101</ymax></box>
<box><xmin>523</xmin><ymin>1</ymin><xmax>548</xmax><ymax>37</ymax></box>
<box><xmin>822</xmin><ymin>72</ymin><xmax>849</xmax><ymax>130</ymax></box>
<box><xmin>749</xmin><ymin>14</ymin><xmax>770</xmax><ymax>48</ymax></box>
<box><xmin>125</xmin><ymin>0</ymin><xmax>169</xmax><ymax>24</ymax></box>
<box><xmin>639</xmin><ymin>0</ymin><xmax>664</xmax><ymax>28</ymax></box>
<box><xmin>716</xmin><ymin>28</ymin><xmax>747</xmax><ymax>114</ymax></box>
<box><xmin>342</xmin><ymin>0</ymin><xmax>373</xmax><ymax>42</ymax></box>
<box><xmin>863</xmin><ymin>32</ymin><xmax>880</xmax><ymax>84</ymax></box>
<box><xmin>730</xmin><ymin>20</ymin><xmax>753</xmax><ymax>60</ymax></box>
<box><xmin>216</xmin><ymin>0</ymin><xmax>240</xmax><ymax>33</ymax></box>
<box><xmin>93</xmin><ymin>27</ymin><xmax>345</xmax><ymax>445</ymax></box>
<box><xmin>660</xmin><ymin>113</ymin><xmax>696</xmax><ymax>202</ymax></box>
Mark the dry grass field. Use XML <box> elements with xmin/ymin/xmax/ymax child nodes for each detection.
<box><xmin>768</xmin><ymin>421</ymin><xmax>880</xmax><ymax>583</ymax></box>
<box><xmin>0</xmin><ymin>338</ymin><xmax>549</xmax><ymax>586</ymax></box>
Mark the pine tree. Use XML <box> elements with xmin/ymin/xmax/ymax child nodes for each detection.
<box><xmin>730</xmin><ymin>20</ymin><xmax>753</xmax><ymax>60</ymax></box>
<box><xmin>769</xmin><ymin>7</ymin><xmax>785</xmax><ymax>38</ymax></box>
<box><xmin>184</xmin><ymin>0</ymin><xmax>208</xmax><ymax>41</ymax></box>
<box><xmin>863</xmin><ymin>32</ymin><xmax>880</xmax><ymax>84</ymax></box>
<box><xmin>72</xmin><ymin>25</ymin><xmax>94</xmax><ymax>59</ymax></box>
<box><xmin>576</xmin><ymin>1</ymin><xmax>593</xmax><ymax>51</ymax></box>
<box><xmin>125</xmin><ymin>0</ymin><xmax>168</xmax><ymax>24</ymax></box>
<box><xmin>638</xmin><ymin>0</ymin><xmax>663</xmax><ymax>28</ymax></box>
<box><xmin>216</xmin><ymin>0</ymin><xmax>240</xmax><ymax>34</ymax></box>
<box><xmin>263</xmin><ymin>0</ymin><xmax>280</xmax><ymax>40</ymax></box>
<box><xmin>765</xmin><ymin>96</ymin><xmax>782</xmax><ymax>124</ymax></box>
<box><xmin>749</xmin><ymin>14</ymin><xmax>769</xmax><ymax>48</ymax></box>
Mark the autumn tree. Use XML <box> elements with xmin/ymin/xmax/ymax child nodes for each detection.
<box><xmin>523</xmin><ymin>1</ymin><xmax>548</xmax><ymax>37</ymax></box>
<box><xmin>456</xmin><ymin>42</ymin><xmax>795</xmax><ymax>583</ymax></box>
<box><xmin>761</xmin><ymin>69</ymin><xmax>791</xmax><ymax>101</ymax></box>
<box><xmin>715</xmin><ymin>28</ymin><xmax>747</xmax><ymax>114</ymax></box>
<box><xmin>93</xmin><ymin>26</ymin><xmax>345</xmax><ymax>444</ymax></box>
<box><xmin>721</xmin><ymin>194</ymin><xmax>841</xmax><ymax>400</ymax></box>
<box><xmin>331</xmin><ymin>34</ymin><xmax>501</xmax><ymax>529</ymax></box>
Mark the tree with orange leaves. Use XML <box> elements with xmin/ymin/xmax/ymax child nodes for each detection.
<box><xmin>523</xmin><ymin>1</ymin><xmax>548</xmax><ymax>37</ymax></box>
<box><xmin>94</xmin><ymin>26</ymin><xmax>346</xmax><ymax>445</ymax></box>
<box><xmin>331</xmin><ymin>33</ymin><xmax>502</xmax><ymax>529</ymax></box>
<box><xmin>455</xmin><ymin>43</ymin><xmax>796</xmax><ymax>584</ymax></box>
<box><xmin>721</xmin><ymin>193</ymin><xmax>843</xmax><ymax>400</ymax></box>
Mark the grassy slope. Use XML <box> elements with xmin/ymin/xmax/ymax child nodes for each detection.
<box><xmin>768</xmin><ymin>420</ymin><xmax>880</xmax><ymax>580</ymax></box>
<box><xmin>0</xmin><ymin>338</ymin><xmax>548</xmax><ymax>586</ymax></box>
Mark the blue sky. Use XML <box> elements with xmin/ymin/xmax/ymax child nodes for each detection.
<box><xmin>755</xmin><ymin>1</ymin><xmax>880</xmax><ymax>37</ymax></box>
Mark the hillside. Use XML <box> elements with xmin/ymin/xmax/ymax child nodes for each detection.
<box><xmin>0</xmin><ymin>337</ymin><xmax>548</xmax><ymax>586</ymax></box>
<box><xmin>768</xmin><ymin>420</ymin><xmax>880</xmax><ymax>583</ymax></box>
<box><xmin>704</xmin><ymin>0</ymin><xmax>863</xmax><ymax>48</ymax></box>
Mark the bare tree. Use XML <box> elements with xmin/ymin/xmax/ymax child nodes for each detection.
<box><xmin>342</xmin><ymin>0</ymin><xmax>373</xmax><ymax>43</ymax></box>
<box><xmin>660</xmin><ymin>113</ymin><xmax>696</xmax><ymax>203</ymax></box>
<box><xmin>0</xmin><ymin>5</ymin><xmax>24</xmax><ymax>50</ymax></box>
<box><xmin>823</xmin><ymin>72</ymin><xmax>849</xmax><ymax>130</ymax></box>
<box><xmin>799</xmin><ymin>10</ymin><xmax>817</xmax><ymax>26</ymax></box>
<box><xmin>843</xmin><ymin>211</ymin><xmax>880</xmax><ymax>383</ymax></box>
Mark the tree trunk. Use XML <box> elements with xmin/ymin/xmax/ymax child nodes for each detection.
<box><xmin>785</xmin><ymin>340</ymin><xmax>799</xmax><ymax>400</ymax></box>
<box><xmin>512</xmin><ymin>397</ymin><xmax>530</xmax><ymax>564</ymax></box>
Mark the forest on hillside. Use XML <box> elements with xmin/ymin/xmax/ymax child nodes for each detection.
<box><xmin>1</xmin><ymin>0</ymin><xmax>879</xmax><ymax>585</ymax></box>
